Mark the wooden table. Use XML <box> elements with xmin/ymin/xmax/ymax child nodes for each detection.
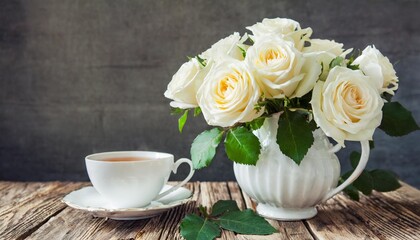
<box><xmin>0</xmin><ymin>181</ymin><xmax>419</xmax><ymax>240</ymax></box>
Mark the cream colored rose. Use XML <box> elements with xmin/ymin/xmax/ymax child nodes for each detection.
<box><xmin>305</xmin><ymin>39</ymin><xmax>346</xmax><ymax>56</ymax></box>
<box><xmin>164</xmin><ymin>58</ymin><xmax>210</xmax><ymax>109</ymax></box>
<box><xmin>247</xmin><ymin>18</ymin><xmax>312</xmax><ymax>51</ymax></box>
<box><xmin>197</xmin><ymin>60</ymin><xmax>263</xmax><ymax>127</ymax></box>
<box><xmin>201</xmin><ymin>32</ymin><xmax>245</xmax><ymax>62</ymax></box>
<box><xmin>245</xmin><ymin>37</ymin><xmax>321</xmax><ymax>98</ymax></box>
<box><xmin>311</xmin><ymin>67</ymin><xmax>383</xmax><ymax>146</ymax></box>
<box><xmin>352</xmin><ymin>45</ymin><xmax>398</xmax><ymax>95</ymax></box>
<box><xmin>304</xmin><ymin>39</ymin><xmax>351</xmax><ymax>81</ymax></box>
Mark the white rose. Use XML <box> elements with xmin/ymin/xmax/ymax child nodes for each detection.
<box><xmin>305</xmin><ymin>39</ymin><xmax>346</xmax><ymax>56</ymax></box>
<box><xmin>246</xmin><ymin>18</ymin><xmax>312</xmax><ymax>51</ymax></box>
<box><xmin>197</xmin><ymin>60</ymin><xmax>263</xmax><ymax>127</ymax></box>
<box><xmin>164</xmin><ymin>58</ymin><xmax>210</xmax><ymax>109</ymax></box>
<box><xmin>245</xmin><ymin>37</ymin><xmax>321</xmax><ymax>98</ymax></box>
<box><xmin>304</xmin><ymin>39</ymin><xmax>351</xmax><ymax>80</ymax></box>
<box><xmin>201</xmin><ymin>32</ymin><xmax>245</xmax><ymax>62</ymax></box>
<box><xmin>311</xmin><ymin>66</ymin><xmax>383</xmax><ymax>146</ymax></box>
<box><xmin>352</xmin><ymin>45</ymin><xmax>398</xmax><ymax>95</ymax></box>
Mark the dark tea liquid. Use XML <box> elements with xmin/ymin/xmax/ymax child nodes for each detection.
<box><xmin>102</xmin><ymin>157</ymin><xmax>149</xmax><ymax>162</ymax></box>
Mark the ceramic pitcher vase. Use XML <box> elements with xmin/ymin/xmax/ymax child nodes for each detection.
<box><xmin>233</xmin><ymin>114</ymin><xmax>370</xmax><ymax>220</ymax></box>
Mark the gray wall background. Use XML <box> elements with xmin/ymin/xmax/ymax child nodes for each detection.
<box><xmin>1</xmin><ymin>0</ymin><xmax>419</xmax><ymax>187</ymax></box>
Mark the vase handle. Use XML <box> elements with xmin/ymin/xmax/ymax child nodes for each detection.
<box><xmin>321</xmin><ymin>140</ymin><xmax>370</xmax><ymax>202</ymax></box>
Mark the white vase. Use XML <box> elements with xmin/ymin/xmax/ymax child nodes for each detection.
<box><xmin>233</xmin><ymin>114</ymin><xmax>370</xmax><ymax>220</ymax></box>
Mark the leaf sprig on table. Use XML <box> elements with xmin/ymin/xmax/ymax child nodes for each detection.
<box><xmin>180</xmin><ymin>200</ymin><xmax>277</xmax><ymax>240</ymax></box>
<box><xmin>341</xmin><ymin>150</ymin><xmax>401</xmax><ymax>201</ymax></box>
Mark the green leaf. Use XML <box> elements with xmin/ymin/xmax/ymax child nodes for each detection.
<box><xmin>347</xmin><ymin>63</ymin><xmax>360</xmax><ymax>70</ymax></box>
<box><xmin>191</xmin><ymin>128</ymin><xmax>224</xmax><ymax>169</ymax></box>
<box><xmin>382</xmin><ymin>92</ymin><xmax>394</xmax><ymax>102</ymax></box>
<box><xmin>350</xmin><ymin>151</ymin><xmax>361</xmax><ymax>169</ymax></box>
<box><xmin>343</xmin><ymin>184</ymin><xmax>360</xmax><ymax>201</ymax></box>
<box><xmin>340</xmin><ymin>171</ymin><xmax>360</xmax><ymax>201</ymax></box>
<box><xmin>352</xmin><ymin>170</ymin><xmax>374</xmax><ymax>195</ymax></box>
<box><xmin>199</xmin><ymin>205</ymin><xmax>209</xmax><ymax>218</ymax></box>
<box><xmin>308</xmin><ymin>119</ymin><xmax>318</xmax><ymax>131</ymax></box>
<box><xmin>370</xmin><ymin>169</ymin><xmax>401</xmax><ymax>192</ymax></box>
<box><xmin>218</xmin><ymin>209</ymin><xmax>277</xmax><ymax>235</ymax></box>
<box><xmin>379</xmin><ymin>102</ymin><xmax>419</xmax><ymax>136</ymax></box>
<box><xmin>178</xmin><ymin>110</ymin><xmax>189</xmax><ymax>133</ymax></box>
<box><xmin>369</xmin><ymin>140</ymin><xmax>375</xmax><ymax>149</ymax></box>
<box><xmin>277</xmin><ymin>109</ymin><xmax>314</xmax><ymax>165</ymax></box>
<box><xmin>210</xmin><ymin>200</ymin><xmax>240</xmax><ymax>217</ymax></box>
<box><xmin>238</xmin><ymin>46</ymin><xmax>246</xmax><ymax>58</ymax></box>
<box><xmin>224</xmin><ymin>127</ymin><xmax>261</xmax><ymax>165</ymax></box>
<box><xmin>329</xmin><ymin>56</ymin><xmax>344</xmax><ymax>69</ymax></box>
<box><xmin>171</xmin><ymin>107</ymin><xmax>185</xmax><ymax>115</ymax></box>
<box><xmin>196</xmin><ymin>55</ymin><xmax>207</xmax><ymax>67</ymax></box>
<box><xmin>194</xmin><ymin>107</ymin><xmax>202</xmax><ymax>117</ymax></box>
<box><xmin>342</xmin><ymin>166</ymin><xmax>374</xmax><ymax>195</ymax></box>
<box><xmin>248</xmin><ymin>117</ymin><xmax>265</xmax><ymax>130</ymax></box>
<box><xmin>180</xmin><ymin>214</ymin><xmax>221</xmax><ymax>240</ymax></box>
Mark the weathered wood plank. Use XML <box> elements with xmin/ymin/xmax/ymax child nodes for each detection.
<box><xmin>305</xmin><ymin>183</ymin><xmax>420</xmax><ymax>240</ymax></box>
<box><xmin>0</xmin><ymin>182</ymin><xmax>87</xmax><ymax>240</ymax></box>
<box><xmin>305</xmin><ymin>195</ymin><xmax>381</xmax><ymax>240</ymax></box>
<box><xmin>150</xmin><ymin>182</ymin><xmax>200</xmax><ymax>240</ymax></box>
<box><xmin>227</xmin><ymin>181</ymin><xmax>246</xmax><ymax>210</ymax></box>
<box><xmin>26</xmin><ymin>207</ymin><xmax>148</xmax><ymax>240</ymax></box>
<box><xmin>1</xmin><ymin>181</ymin><xmax>419</xmax><ymax>240</ymax></box>
<box><xmin>228</xmin><ymin>182</ymin><xmax>314</xmax><ymax>240</ymax></box>
<box><xmin>0</xmin><ymin>182</ymin><xmax>46</xmax><ymax>206</ymax></box>
<box><xmin>27</xmin><ymin>182</ymin><xmax>199</xmax><ymax>240</ymax></box>
<box><xmin>336</xmin><ymin>192</ymin><xmax>420</xmax><ymax>239</ymax></box>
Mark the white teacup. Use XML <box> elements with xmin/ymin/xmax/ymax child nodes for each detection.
<box><xmin>85</xmin><ymin>151</ymin><xmax>195</xmax><ymax>208</ymax></box>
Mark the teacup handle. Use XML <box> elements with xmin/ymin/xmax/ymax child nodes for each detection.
<box><xmin>154</xmin><ymin>158</ymin><xmax>195</xmax><ymax>200</ymax></box>
<box><xmin>321</xmin><ymin>140</ymin><xmax>370</xmax><ymax>202</ymax></box>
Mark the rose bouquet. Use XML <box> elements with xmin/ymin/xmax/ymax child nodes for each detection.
<box><xmin>165</xmin><ymin>18</ymin><xmax>418</xmax><ymax>193</ymax></box>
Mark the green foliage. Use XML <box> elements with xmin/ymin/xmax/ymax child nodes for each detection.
<box><xmin>224</xmin><ymin>127</ymin><xmax>261</xmax><ymax>165</ymax></box>
<box><xmin>329</xmin><ymin>56</ymin><xmax>345</xmax><ymax>69</ymax></box>
<box><xmin>210</xmin><ymin>200</ymin><xmax>240</xmax><ymax>217</ymax></box>
<box><xmin>343</xmin><ymin>184</ymin><xmax>360</xmax><ymax>201</ymax></box>
<box><xmin>180</xmin><ymin>200</ymin><xmax>276</xmax><ymax>240</ymax></box>
<box><xmin>180</xmin><ymin>214</ymin><xmax>221</xmax><ymax>240</ymax></box>
<box><xmin>382</xmin><ymin>92</ymin><xmax>394</xmax><ymax>102</ymax></box>
<box><xmin>341</xmin><ymin>151</ymin><xmax>401</xmax><ymax>201</ymax></box>
<box><xmin>191</xmin><ymin>128</ymin><xmax>224</xmax><ymax>169</ymax></box>
<box><xmin>238</xmin><ymin>46</ymin><xmax>246</xmax><ymax>58</ymax></box>
<box><xmin>246</xmin><ymin>117</ymin><xmax>266</xmax><ymax>130</ymax></box>
<box><xmin>196</xmin><ymin>55</ymin><xmax>207</xmax><ymax>67</ymax></box>
<box><xmin>371</xmin><ymin>170</ymin><xmax>401</xmax><ymax>192</ymax></box>
<box><xmin>276</xmin><ymin>109</ymin><xmax>314</xmax><ymax>165</ymax></box>
<box><xmin>379</xmin><ymin>102</ymin><xmax>419</xmax><ymax>136</ymax></box>
<box><xmin>218</xmin><ymin>209</ymin><xmax>277</xmax><ymax>235</ymax></box>
<box><xmin>350</xmin><ymin>151</ymin><xmax>361</xmax><ymax>169</ymax></box>
<box><xmin>369</xmin><ymin>140</ymin><xmax>375</xmax><ymax>149</ymax></box>
<box><xmin>171</xmin><ymin>107</ymin><xmax>185</xmax><ymax>115</ymax></box>
<box><xmin>254</xmin><ymin>97</ymin><xmax>283</xmax><ymax>115</ymax></box>
<box><xmin>194</xmin><ymin>107</ymin><xmax>202</xmax><ymax>117</ymax></box>
<box><xmin>179</xmin><ymin>110</ymin><xmax>189</xmax><ymax>133</ymax></box>
<box><xmin>347</xmin><ymin>64</ymin><xmax>360</xmax><ymax>70</ymax></box>
<box><xmin>352</xmin><ymin>170</ymin><xmax>373</xmax><ymax>195</ymax></box>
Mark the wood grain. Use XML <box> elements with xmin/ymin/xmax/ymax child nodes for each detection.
<box><xmin>305</xmin><ymin>184</ymin><xmax>420</xmax><ymax>240</ymax></box>
<box><xmin>227</xmin><ymin>182</ymin><xmax>314</xmax><ymax>240</ymax></box>
<box><xmin>0</xmin><ymin>182</ymin><xmax>86</xmax><ymax>240</ymax></box>
<box><xmin>0</xmin><ymin>181</ymin><xmax>419</xmax><ymax>240</ymax></box>
<box><xmin>0</xmin><ymin>182</ymin><xmax>46</xmax><ymax>206</ymax></box>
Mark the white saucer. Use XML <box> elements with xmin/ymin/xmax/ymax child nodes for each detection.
<box><xmin>62</xmin><ymin>185</ymin><xmax>192</xmax><ymax>220</ymax></box>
